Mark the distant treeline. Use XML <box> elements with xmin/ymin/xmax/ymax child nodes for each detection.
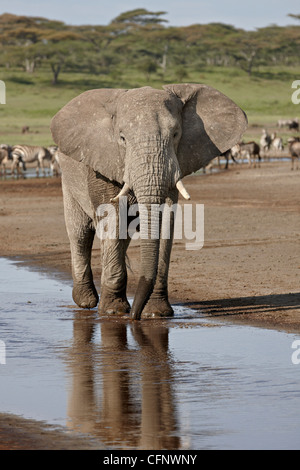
<box><xmin>0</xmin><ymin>9</ymin><xmax>299</xmax><ymax>84</ymax></box>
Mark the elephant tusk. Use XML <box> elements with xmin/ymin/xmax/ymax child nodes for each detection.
<box><xmin>176</xmin><ymin>179</ymin><xmax>191</xmax><ymax>200</ymax></box>
<box><xmin>110</xmin><ymin>183</ymin><xmax>131</xmax><ymax>202</ymax></box>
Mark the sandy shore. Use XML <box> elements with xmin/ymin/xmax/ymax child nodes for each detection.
<box><xmin>0</xmin><ymin>160</ymin><xmax>300</xmax><ymax>449</ymax></box>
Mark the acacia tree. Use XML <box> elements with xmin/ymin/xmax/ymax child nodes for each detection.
<box><xmin>252</xmin><ymin>25</ymin><xmax>300</xmax><ymax>67</ymax></box>
<box><xmin>228</xmin><ymin>31</ymin><xmax>262</xmax><ymax>76</ymax></box>
<box><xmin>181</xmin><ymin>23</ymin><xmax>241</xmax><ymax>68</ymax></box>
<box><xmin>144</xmin><ymin>27</ymin><xmax>184</xmax><ymax>75</ymax></box>
<box><xmin>137</xmin><ymin>58</ymin><xmax>157</xmax><ymax>80</ymax></box>
<box><xmin>1</xmin><ymin>10</ymin><xmax>299</xmax><ymax>83</ymax></box>
<box><xmin>288</xmin><ymin>14</ymin><xmax>300</xmax><ymax>21</ymax></box>
<box><xmin>111</xmin><ymin>9</ymin><xmax>168</xmax><ymax>28</ymax></box>
<box><xmin>38</xmin><ymin>36</ymin><xmax>85</xmax><ymax>84</ymax></box>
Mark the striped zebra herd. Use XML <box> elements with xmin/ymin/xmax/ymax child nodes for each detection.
<box><xmin>1</xmin><ymin>126</ymin><xmax>299</xmax><ymax>178</ymax></box>
<box><xmin>205</xmin><ymin>128</ymin><xmax>300</xmax><ymax>172</ymax></box>
<box><xmin>0</xmin><ymin>144</ymin><xmax>60</xmax><ymax>177</ymax></box>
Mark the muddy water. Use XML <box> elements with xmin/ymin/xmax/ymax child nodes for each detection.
<box><xmin>0</xmin><ymin>170</ymin><xmax>51</xmax><ymax>180</ymax></box>
<box><xmin>0</xmin><ymin>257</ymin><xmax>300</xmax><ymax>450</ymax></box>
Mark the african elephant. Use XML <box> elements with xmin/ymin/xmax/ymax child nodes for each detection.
<box><xmin>50</xmin><ymin>84</ymin><xmax>247</xmax><ymax>320</ymax></box>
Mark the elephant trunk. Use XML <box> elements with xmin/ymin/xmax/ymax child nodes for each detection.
<box><xmin>124</xmin><ymin>136</ymin><xmax>173</xmax><ymax>320</ymax></box>
<box><xmin>119</xmin><ymin>135</ymin><xmax>190</xmax><ymax>320</ymax></box>
<box><xmin>130</xmin><ymin>201</ymin><xmax>161</xmax><ymax>320</ymax></box>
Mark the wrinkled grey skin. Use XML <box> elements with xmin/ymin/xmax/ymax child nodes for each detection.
<box><xmin>51</xmin><ymin>84</ymin><xmax>247</xmax><ymax>320</ymax></box>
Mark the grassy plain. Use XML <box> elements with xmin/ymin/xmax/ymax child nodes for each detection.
<box><xmin>0</xmin><ymin>65</ymin><xmax>299</xmax><ymax>147</ymax></box>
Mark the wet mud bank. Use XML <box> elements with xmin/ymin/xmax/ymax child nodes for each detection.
<box><xmin>0</xmin><ymin>412</ymin><xmax>102</xmax><ymax>450</ymax></box>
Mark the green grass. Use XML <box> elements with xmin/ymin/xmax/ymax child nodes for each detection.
<box><xmin>0</xmin><ymin>65</ymin><xmax>299</xmax><ymax>147</ymax></box>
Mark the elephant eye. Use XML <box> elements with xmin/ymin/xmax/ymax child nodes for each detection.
<box><xmin>119</xmin><ymin>133</ymin><xmax>126</xmax><ymax>146</ymax></box>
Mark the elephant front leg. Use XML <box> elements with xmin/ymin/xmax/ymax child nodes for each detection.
<box><xmin>70</xmin><ymin>232</ymin><xmax>99</xmax><ymax>309</ymax></box>
<box><xmin>64</xmin><ymin>190</ymin><xmax>99</xmax><ymax>309</ymax></box>
<box><xmin>98</xmin><ymin>237</ymin><xmax>131</xmax><ymax>316</ymax></box>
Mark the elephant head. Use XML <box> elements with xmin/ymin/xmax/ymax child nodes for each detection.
<box><xmin>50</xmin><ymin>84</ymin><xmax>247</xmax><ymax>320</ymax></box>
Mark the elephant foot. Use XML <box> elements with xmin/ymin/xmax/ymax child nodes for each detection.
<box><xmin>72</xmin><ymin>282</ymin><xmax>99</xmax><ymax>309</ymax></box>
<box><xmin>99</xmin><ymin>288</ymin><xmax>130</xmax><ymax>316</ymax></box>
<box><xmin>142</xmin><ymin>297</ymin><xmax>174</xmax><ymax>318</ymax></box>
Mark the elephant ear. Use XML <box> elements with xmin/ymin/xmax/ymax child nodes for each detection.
<box><xmin>50</xmin><ymin>88</ymin><xmax>127</xmax><ymax>183</ymax></box>
<box><xmin>163</xmin><ymin>83</ymin><xmax>248</xmax><ymax>177</ymax></box>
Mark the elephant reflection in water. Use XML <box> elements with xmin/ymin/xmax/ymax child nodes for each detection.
<box><xmin>65</xmin><ymin>314</ymin><xmax>180</xmax><ymax>450</ymax></box>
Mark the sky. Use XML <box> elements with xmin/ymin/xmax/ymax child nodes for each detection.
<box><xmin>0</xmin><ymin>0</ymin><xmax>299</xmax><ymax>30</ymax></box>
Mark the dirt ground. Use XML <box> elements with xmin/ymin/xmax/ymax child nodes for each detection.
<box><xmin>0</xmin><ymin>158</ymin><xmax>300</xmax><ymax>449</ymax></box>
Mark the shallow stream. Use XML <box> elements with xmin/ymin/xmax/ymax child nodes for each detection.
<box><xmin>0</xmin><ymin>257</ymin><xmax>299</xmax><ymax>450</ymax></box>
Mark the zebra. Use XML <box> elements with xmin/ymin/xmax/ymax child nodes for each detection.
<box><xmin>11</xmin><ymin>145</ymin><xmax>53</xmax><ymax>176</ymax></box>
<box><xmin>0</xmin><ymin>144</ymin><xmax>26</xmax><ymax>175</ymax></box>
<box><xmin>270</xmin><ymin>133</ymin><xmax>284</xmax><ymax>152</ymax></box>
<box><xmin>47</xmin><ymin>145</ymin><xmax>61</xmax><ymax>176</ymax></box>
<box><xmin>239</xmin><ymin>141</ymin><xmax>261</xmax><ymax>167</ymax></box>
<box><xmin>260</xmin><ymin>129</ymin><xmax>272</xmax><ymax>161</ymax></box>
<box><xmin>0</xmin><ymin>143</ymin><xmax>13</xmax><ymax>158</ymax></box>
<box><xmin>0</xmin><ymin>147</ymin><xmax>10</xmax><ymax>175</ymax></box>
<box><xmin>260</xmin><ymin>129</ymin><xmax>271</xmax><ymax>152</ymax></box>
